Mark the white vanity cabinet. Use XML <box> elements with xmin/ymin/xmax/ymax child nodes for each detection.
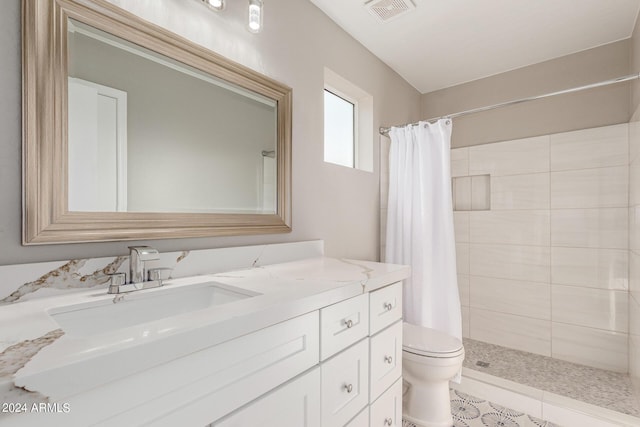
<box><xmin>213</xmin><ymin>367</ymin><xmax>321</xmax><ymax>427</ymax></box>
<box><xmin>211</xmin><ymin>282</ymin><xmax>404</xmax><ymax>427</ymax></box>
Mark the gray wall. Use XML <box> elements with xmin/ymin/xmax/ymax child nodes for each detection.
<box><xmin>421</xmin><ymin>41</ymin><xmax>631</xmax><ymax>148</ymax></box>
<box><xmin>0</xmin><ymin>0</ymin><xmax>421</xmax><ymax>265</ymax></box>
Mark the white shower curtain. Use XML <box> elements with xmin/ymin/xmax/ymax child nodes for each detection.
<box><xmin>385</xmin><ymin>119</ymin><xmax>462</xmax><ymax>342</ymax></box>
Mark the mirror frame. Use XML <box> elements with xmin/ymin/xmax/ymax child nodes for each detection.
<box><xmin>22</xmin><ymin>0</ymin><xmax>292</xmax><ymax>244</ymax></box>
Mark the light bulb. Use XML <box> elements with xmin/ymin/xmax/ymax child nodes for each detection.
<box><xmin>248</xmin><ymin>0</ymin><xmax>263</xmax><ymax>33</ymax></box>
<box><xmin>203</xmin><ymin>0</ymin><xmax>224</xmax><ymax>11</ymax></box>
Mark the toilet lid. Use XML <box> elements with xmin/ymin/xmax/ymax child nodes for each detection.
<box><xmin>402</xmin><ymin>322</ymin><xmax>463</xmax><ymax>357</ymax></box>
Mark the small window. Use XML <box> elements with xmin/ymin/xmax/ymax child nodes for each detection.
<box><xmin>324</xmin><ymin>89</ymin><xmax>355</xmax><ymax>168</ymax></box>
<box><xmin>323</xmin><ymin>68</ymin><xmax>373</xmax><ymax>172</ymax></box>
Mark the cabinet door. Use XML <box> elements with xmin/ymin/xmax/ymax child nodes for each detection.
<box><xmin>321</xmin><ymin>339</ymin><xmax>369</xmax><ymax>427</ymax></box>
<box><xmin>370</xmin><ymin>320</ymin><xmax>402</xmax><ymax>401</ymax></box>
<box><xmin>345</xmin><ymin>407</ymin><xmax>369</xmax><ymax>427</ymax></box>
<box><xmin>214</xmin><ymin>367</ymin><xmax>320</xmax><ymax>427</ymax></box>
<box><xmin>370</xmin><ymin>378</ymin><xmax>402</xmax><ymax>427</ymax></box>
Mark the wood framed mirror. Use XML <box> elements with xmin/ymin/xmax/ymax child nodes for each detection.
<box><xmin>22</xmin><ymin>0</ymin><xmax>292</xmax><ymax>244</ymax></box>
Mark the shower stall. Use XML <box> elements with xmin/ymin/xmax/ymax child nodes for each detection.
<box><xmin>379</xmin><ymin>77</ymin><xmax>640</xmax><ymax>425</ymax></box>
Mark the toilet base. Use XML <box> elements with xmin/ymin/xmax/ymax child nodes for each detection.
<box><xmin>402</xmin><ymin>413</ymin><xmax>452</xmax><ymax>427</ymax></box>
<box><xmin>403</xmin><ymin>381</ymin><xmax>453</xmax><ymax>427</ymax></box>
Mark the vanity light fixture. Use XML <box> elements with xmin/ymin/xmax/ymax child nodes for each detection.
<box><xmin>248</xmin><ymin>0</ymin><xmax>263</xmax><ymax>33</ymax></box>
<box><xmin>202</xmin><ymin>0</ymin><xmax>224</xmax><ymax>11</ymax></box>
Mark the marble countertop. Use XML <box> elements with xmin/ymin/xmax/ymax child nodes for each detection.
<box><xmin>0</xmin><ymin>256</ymin><xmax>409</xmax><ymax>406</ymax></box>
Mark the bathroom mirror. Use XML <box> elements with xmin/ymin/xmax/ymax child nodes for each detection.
<box><xmin>22</xmin><ymin>0</ymin><xmax>292</xmax><ymax>244</ymax></box>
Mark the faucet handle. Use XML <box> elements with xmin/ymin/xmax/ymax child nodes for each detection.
<box><xmin>148</xmin><ymin>267</ymin><xmax>172</xmax><ymax>285</ymax></box>
<box><xmin>108</xmin><ymin>272</ymin><xmax>127</xmax><ymax>294</ymax></box>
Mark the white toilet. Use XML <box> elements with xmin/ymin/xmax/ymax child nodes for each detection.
<box><xmin>402</xmin><ymin>322</ymin><xmax>465</xmax><ymax>427</ymax></box>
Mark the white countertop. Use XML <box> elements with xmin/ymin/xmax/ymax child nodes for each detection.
<box><xmin>0</xmin><ymin>256</ymin><xmax>409</xmax><ymax>405</ymax></box>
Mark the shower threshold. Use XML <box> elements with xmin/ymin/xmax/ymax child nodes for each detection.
<box><xmin>453</xmin><ymin>338</ymin><xmax>640</xmax><ymax>426</ymax></box>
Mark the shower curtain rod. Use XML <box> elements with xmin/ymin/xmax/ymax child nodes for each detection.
<box><xmin>379</xmin><ymin>72</ymin><xmax>640</xmax><ymax>136</ymax></box>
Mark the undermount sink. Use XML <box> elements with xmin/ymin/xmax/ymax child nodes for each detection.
<box><xmin>48</xmin><ymin>282</ymin><xmax>260</xmax><ymax>337</ymax></box>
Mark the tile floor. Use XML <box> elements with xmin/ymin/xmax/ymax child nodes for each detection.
<box><xmin>403</xmin><ymin>389</ymin><xmax>560</xmax><ymax>427</ymax></box>
<box><xmin>462</xmin><ymin>338</ymin><xmax>640</xmax><ymax>417</ymax></box>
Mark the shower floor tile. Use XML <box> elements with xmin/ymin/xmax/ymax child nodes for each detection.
<box><xmin>402</xmin><ymin>389</ymin><xmax>560</xmax><ymax>427</ymax></box>
<box><xmin>462</xmin><ymin>338</ymin><xmax>640</xmax><ymax>417</ymax></box>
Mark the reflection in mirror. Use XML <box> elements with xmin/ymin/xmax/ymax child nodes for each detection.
<box><xmin>67</xmin><ymin>20</ymin><xmax>277</xmax><ymax>214</ymax></box>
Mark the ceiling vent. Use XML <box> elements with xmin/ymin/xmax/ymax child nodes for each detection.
<box><xmin>365</xmin><ymin>0</ymin><xmax>416</xmax><ymax>23</ymax></box>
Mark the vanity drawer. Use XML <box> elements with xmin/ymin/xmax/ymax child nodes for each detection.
<box><xmin>213</xmin><ymin>367</ymin><xmax>321</xmax><ymax>427</ymax></box>
<box><xmin>320</xmin><ymin>294</ymin><xmax>369</xmax><ymax>360</ymax></box>
<box><xmin>370</xmin><ymin>320</ymin><xmax>402</xmax><ymax>401</ymax></box>
<box><xmin>369</xmin><ymin>282</ymin><xmax>402</xmax><ymax>335</ymax></box>
<box><xmin>320</xmin><ymin>338</ymin><xmax>369</xmax><ymax>427</ymax></box>
<box><xmin>369</xmin><ymin>378</ymin><xmax>402</xmax><ymax>427</ymax></box>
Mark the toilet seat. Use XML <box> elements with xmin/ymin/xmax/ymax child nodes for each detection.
<box><xmin>402</xmin><ymin>322</ymin><xmax>464</xmax><ymax>358</ymax></box>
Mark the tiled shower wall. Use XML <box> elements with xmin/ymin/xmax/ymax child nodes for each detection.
<box><xmin>381</xmin><ymin>123</ymin><xmax>630</xmax><ymax>373</ymax></box>
<box><xmin>630</xmin><ymin>120</ymin><xmax>640</xmax><ymax>388</ymax></box>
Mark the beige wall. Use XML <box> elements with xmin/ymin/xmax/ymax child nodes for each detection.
<box><xmin>0</xmin><ymin>0</ymin><xmax>421</xmax><ymax>264</ymax></box>
<box><xmin>421</xmin><ymin>41</ymin><xmax>631</xmax><ymax>148</ymax></box>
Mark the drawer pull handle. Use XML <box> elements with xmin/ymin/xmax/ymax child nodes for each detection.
<box><xmin>384</xmin><ymin>302</ymin><xmax>393</xmax><ymax>311</ymax></box>
<box><xmin>344</xmin><ymin>319</ymin><xmax>354</xmax><ymax>328</ymax></box>
<box><xmin>384</xmin><ymin>355</ymin><xmax>393</xmax><ymax>364</ymax></box>
<box><xmin>384</xmin><ymin>417</ymin><xmax>393</xmax><ymax>426</ymax></box>
<box><xmin>344</xmin><ymin>383</ymin><xmax>353</xmax><ymax>393</ymax></box>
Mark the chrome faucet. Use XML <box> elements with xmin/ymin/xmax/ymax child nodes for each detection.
<box><xmin>129</xmin><ymin>246</ymin><xmax>160</xmax><ymax>284</ymax></box>
<box><xmin>107</xmin><ymin>246</ymin><xmax>172</xmax><ymax>294</ymax></box>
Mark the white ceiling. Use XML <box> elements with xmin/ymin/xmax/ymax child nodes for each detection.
<box><xmin>310</xmin><ymin>0</ymin><xmax>640</xmax><ymax>93</ymax></box>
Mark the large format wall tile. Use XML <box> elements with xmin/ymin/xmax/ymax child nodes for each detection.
<box><xmin>451</xmin><ymin>124</ymin><xmax>632</xmax><ymax>373</ymax></box>
<box><xmin>630</xmin><ymin>294</ymin><xmax>640</xmax><ymax>337</ymax></box>
<box><xmin>550</xmin><ymin>247</ymin><xmax>628</xmax><ymax>290</ymax></box>
<box><xmin>470</xmin><ymin>243</ymin><xmax>550</xmax><ymax>283</ymax></box>
<box><xmin>462</xmin><ymin>305</ymin><xmax>470</xmax><ymax>338</ymax></box>
<box><xmin>454</xmin><ymin>211</ymin><xmax>470</xmax><ymax>243</ymax></box>
<box><xmin>469</xmin><ymin>135</ymin><xmax>550</xmax><ymax>177</ymax></box>
<box><xmin>631</xmin><ymin>206</ymin><xmax>640</xmax><ymax>251</ymax></box>
<box><xmin>629</xmin><ymin>157</ymin><xmax>640</xmax><ymax>206</ymax></box>
<box><xmin>551</xmin><ymin>285</ymin><xmax>628</xmax><ymax>332</ymax></box>
<box><xmin>458</xmin><ymin>274</ymin><xmax>470</xmax><ymax>306</ymax></box>
<box><xmin>630</xmin><ymin>120</ymin><xmax>640</xmax><ymax>165</ymax></box>
<box><xmin>456</xmin><ymin>243</ymin><xmax>470</xmax><ymax>275</ymax></box>
<box><xmin>470</xmin><ymin>308</ymin><xmax>551</xmax><ymax>356</ymax></box>
<box><xmin>550</xmin><ymin>123</ymin><xmax>628</xmax><ymax>171</ymax></box>
<box><xmin>632</xmin><ymin>250</ymin><xmax>640</xmax><ymax>295</ymax></box>
<box><xmin>451</xmin><ymin>147</ymin><xmax>469</xmax><ymax>177</ymax></box>
<box><xmin>550</xmin><ymin>166</ymin><xmax>628</xmax><ymax>209</ymax></box>
<box><xmin>630</xmin><ymin>334</ymin><xmax>640</xmax><ymax>380</ymax></box>
<box><xmin>491</xmin><ymin>173</ymin><xmax>549</xmax><ymax>210</ymax></box>
<box><xmin>552</xmin><ymin>323</ymin><xmax>628</xmax><ymax>372</ymax></box>
<box><xmin>470</xmin><ymin>210</ymin><xmax>550</xmax><ymax>246</ymax></box>
<box><xmin>551</xmin><ymin>208</ymin><xmax>628</xmax><ymax>249</ymax></box>
<box><xmin>469</xmin><ymin>276</ymin><xmax>550</xmax><ymax>320</ymax></box>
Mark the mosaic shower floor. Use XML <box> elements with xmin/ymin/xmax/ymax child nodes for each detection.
<box><xmin>462</xmin><ymin>338</ymin><xmax>640</xmax><ymax>417</ymax></box>
<box><xmin>402</xmin><ymin>389</ymin><xmax>560</xmax><ymax>427</ymax></box>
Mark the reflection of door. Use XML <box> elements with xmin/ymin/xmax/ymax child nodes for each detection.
<box><xmin>68</xmin><ymin>77</ymin><xmax>127</xmax><ymax>211</ymax></box>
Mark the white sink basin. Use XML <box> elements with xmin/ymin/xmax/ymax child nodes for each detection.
<box><xmin>48</xmin><ymin>282</ymin><xmax>259</xmax><ymax>337</ymax></box>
